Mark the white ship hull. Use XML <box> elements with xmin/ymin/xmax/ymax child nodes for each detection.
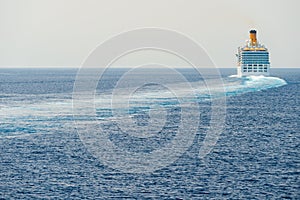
<box><xmin>237</xmin><ymin>65</ymin><xmax>270</xmax><ymax>77</ymax></box>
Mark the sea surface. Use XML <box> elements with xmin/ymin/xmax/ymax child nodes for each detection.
<box><xmin>0</xmin><ymin>68</ymin><xmax>299</xmax><ymax>199</ymax></box>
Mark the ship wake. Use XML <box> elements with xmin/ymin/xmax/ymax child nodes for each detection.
<box><xmin>0</xmin><ymin>75</ymin><xmax>287</xmax><ymax>139</ymax></box>
<box><xmin>225</xmin><ymin>75</ymin><xmax>287</xmax><ymax>96</ymax></box>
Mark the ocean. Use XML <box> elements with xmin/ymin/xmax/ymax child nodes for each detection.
<box><xmin>0</xmin><ymin>68</ymin><xmax>299</xmax><ymax>199</ymax></box>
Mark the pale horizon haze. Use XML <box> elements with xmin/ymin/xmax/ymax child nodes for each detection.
<box><xmin>0</xmin><ymin>0</ymin><xmax>299</xmax><ymax>68</ymax></box>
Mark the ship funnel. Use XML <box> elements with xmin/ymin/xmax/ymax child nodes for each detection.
<box><xmin>249</xmin><ymin>30</ymin><xmax>257</xmax><ymax>45</ymax></box>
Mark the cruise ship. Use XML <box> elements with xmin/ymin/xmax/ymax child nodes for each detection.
<box><xmin>236</xmin><ymin>30</ymin><xmax>270</xmax><ymax>77</ymax></box>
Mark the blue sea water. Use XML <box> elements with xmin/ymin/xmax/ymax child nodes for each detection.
<box><xmin>0</xmin><ymin>68</ymin><xmax>299</xmax><ymax>199</ymax></box>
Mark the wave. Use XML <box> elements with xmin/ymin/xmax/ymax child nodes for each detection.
<box><xmin>87</xmin><ymin>75</ymin><xmax>288</xmax><ymax>121</ymax></box>
<box><xmin>0</xmin><ymin>75</ymin><xmax>287</xmax><ymax>138</ymax></box>
<box><xmin>225</xmin><ymin>75</ymin><xmax>287</xmax><ymax>96</ymax></box>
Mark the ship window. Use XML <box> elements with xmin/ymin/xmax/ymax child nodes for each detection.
<box><xmin>259</xmin><ymin>64</ymin><xmax>263</xmax><ymax>66</ymax></box>
<box><xmin>253</xmin><ymin>70</ymin><xmax>257</xmax><ymax>72</ymax></box>
<box><xmin>248</xmin><ymin>70</ymin><xmax>252</xmax><ymax>72</ymax></box>
<box><xmin>264</xmin><ymin>70</ymin><xmax>267</xmax><ymax>72</ymax></box>
<box><xmin>264</xmin><ymin>67</ymin><xmax>267</xmax><ymax>69</ymax></box>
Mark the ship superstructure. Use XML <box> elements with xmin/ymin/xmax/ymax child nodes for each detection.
<box><xmin>236</xmin><ymin>30</ymin><xmax>270</xmax><ymax>77</ymax></box>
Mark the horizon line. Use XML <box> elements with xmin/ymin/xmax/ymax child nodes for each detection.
<box><xmin>0</xmin><ymin>66</ymin><xmax>299</xmax><ymax>69</ymax></box>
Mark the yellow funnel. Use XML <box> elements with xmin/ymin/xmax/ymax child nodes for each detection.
<box><xmin>249</xmin><ymin>30</ymin><xmax>257</xmax><ymax>45</ymax></box>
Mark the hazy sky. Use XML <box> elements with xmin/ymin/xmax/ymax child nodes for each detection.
<box><xmin>0</xmin><ymin>0</ymin><xmax>299</xmax><ymax>68</ymax></box>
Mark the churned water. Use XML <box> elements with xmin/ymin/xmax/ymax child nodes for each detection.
<box><xmin>0</xmin><ymin>68</ymin><xmax>299</xmax><ymax>199</ymax></box>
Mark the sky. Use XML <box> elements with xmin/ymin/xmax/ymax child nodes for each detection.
<box><xmin>0</xmin><ymin>0</ymin><xmax>299</xmax><ymax>68</ymax></box>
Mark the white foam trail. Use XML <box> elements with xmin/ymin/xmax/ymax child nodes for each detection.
<box><xmin>245</xmin><ymin>75</ymin><xmax>287</xmax><ymax>87</ymax></box>
<box><xmin>227</xmin><ymin>75</ymin><xmax>287</xmax><ymax>93</ymax></box>
<box><xmin>0</xmin><ymin>75</ymin><xmax>287</xmax><ymax>139</ymax></box>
